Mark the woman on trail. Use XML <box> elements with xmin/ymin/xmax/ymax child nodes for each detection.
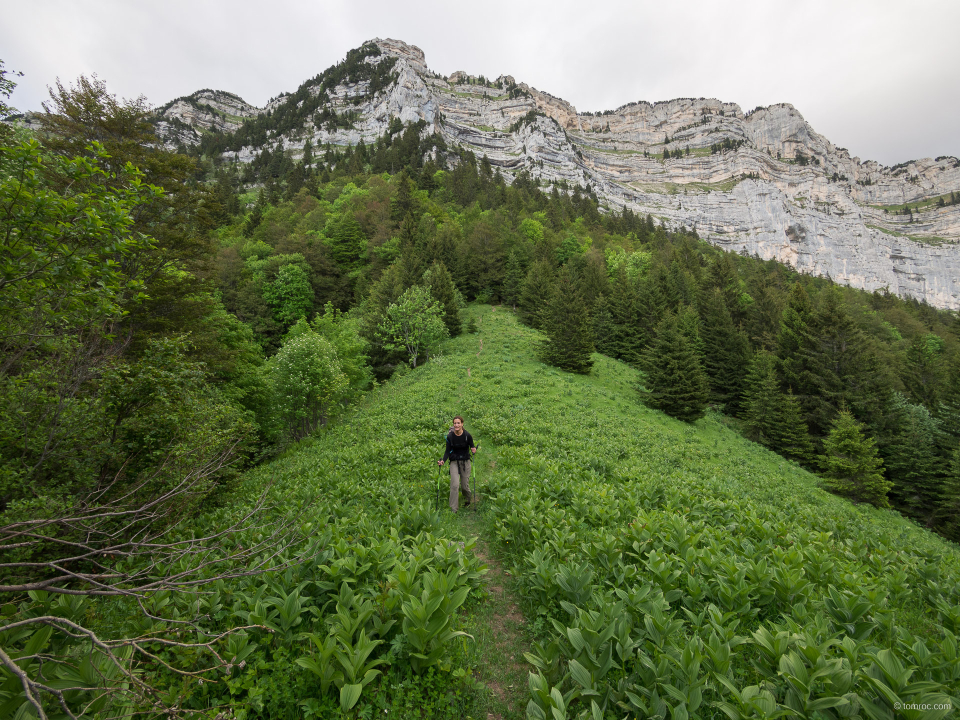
<box><xmin>438</xmin><ymin>415</ymin><xmax>477</xmax><ymax>512</ymax></box>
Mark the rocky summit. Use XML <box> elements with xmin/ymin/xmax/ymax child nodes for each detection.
<box><xmin>157</xmin><ymin>39</ymin><xmax>960</xmax><ymax>309</ymax></box>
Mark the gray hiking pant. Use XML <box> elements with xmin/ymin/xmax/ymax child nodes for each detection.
<box><xmin>449</xmin><ymin>459</ymin><xmax>471</xmax><ymax>512</ymax></box>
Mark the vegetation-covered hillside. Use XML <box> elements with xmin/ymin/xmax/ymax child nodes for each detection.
<box><xmin>1</xmin><ymin>63</ymin><xmax>959</xmax><ymax>718</ymax></box>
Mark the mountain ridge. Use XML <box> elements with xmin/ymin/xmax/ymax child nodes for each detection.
<box><xmin>156</xmin><ymin>38</ymin><xmax>960</xmax><ymax>309</ymax></box>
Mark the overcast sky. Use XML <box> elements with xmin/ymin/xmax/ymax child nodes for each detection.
<box><xmin>4</xmin><ymin>0</ymin><xmax>958</xmax><ymax>167</ymax></box>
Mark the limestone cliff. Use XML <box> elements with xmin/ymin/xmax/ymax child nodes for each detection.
<box><xmin>155</xmin><ymin>89</ymin><xmax>261</xmax><ymax>148</ymax></box>
<box><xmin>155</xmin><ymin>38</ymin><xmax>960</xmax><ymax>309</ymax></box>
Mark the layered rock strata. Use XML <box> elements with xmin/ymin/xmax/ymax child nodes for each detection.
<box><xmin>154</xmin><ymin>38</ymin><xmax>960</xmax><ymax>309</ymax></box>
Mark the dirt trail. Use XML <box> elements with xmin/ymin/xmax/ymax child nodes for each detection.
<box><xmin>459</xmin><ymin>505</ymin><xmax>531</xmax><ymax>720</ymax></box>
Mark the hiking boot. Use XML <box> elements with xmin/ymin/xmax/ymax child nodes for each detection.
<box><xmin>463</xmin><ymin>493</ymin><xmax>472</xmax><ymax>507</ymax></box>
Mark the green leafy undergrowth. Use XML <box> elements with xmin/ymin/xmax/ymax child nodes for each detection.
<box><xmin>9</xmin><ymin>305</ymin><xmax>956</xmax><ymax>719</ymax></box>
<box><xmin>436</xmin><ymin>308</ymin><xmax>959</xmax><ymax>719</ymax></box>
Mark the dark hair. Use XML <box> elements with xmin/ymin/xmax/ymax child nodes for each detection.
<box><xmin>453</xmin><ymin>415</ymin><xmax>464</xmax><ymax>423</ymax></box>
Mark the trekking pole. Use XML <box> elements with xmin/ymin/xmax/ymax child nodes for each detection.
<box><xmin>437</xmin><ymin>462</ymin><xmax>442</xmax><ymax>510</ymax></box>
<box><xmin>473</xmin><ymin>445</ymin><xmax>480</xmax><ymax>511</ymax></box>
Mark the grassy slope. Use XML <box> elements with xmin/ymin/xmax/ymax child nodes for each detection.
<box><xmin>233</xmin><ymin>304</ymin><xmax>958</xmax><ymax>718</ymax></box>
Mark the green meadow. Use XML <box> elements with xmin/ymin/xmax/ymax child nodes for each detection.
<box><xmin>163</xmin><ymin>305</ymin><xmax>960</xmax><ymax>719</ymax></box>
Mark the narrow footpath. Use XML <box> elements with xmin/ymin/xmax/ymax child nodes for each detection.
<box><xmin>458</xmin><ymin>500</ymin><xmax>531</xmax><ymax>720</ymax></box>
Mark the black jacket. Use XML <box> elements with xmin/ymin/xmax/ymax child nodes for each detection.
<box><xmin>442</xmin><ymin>430</ymin><xmax>475</xmax><ymax>463</ymax></box>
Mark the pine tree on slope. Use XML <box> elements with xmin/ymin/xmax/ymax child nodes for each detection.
<box><xmin>640</xmin><ymin>311</ymin><xmax>710</xmax><ymax>422</ymax></box>
<box><xmin>933</xmin><ymin>448</ymin><xmax>960</xmax><ymax>541</ymax></box>
<box><xmin>518</xmin><ymin>260</ymin><xmax>556</xmax><ymax>330</ymax></box>
<box><xmin>424</xmin><ymin>261</ymin><xmax>462</xmax><ymax>337</ymax></box>
<box><xmin>742</xmin><ymin>351</ymin><xmax>814</xmax><ymax>465</ymax></box>
<box><xmin>700</xmin><ymin>288</ymin><xmax>751</xmax><ymax>412</ymax></box>
<box><xmin>538</xmin><ymin>266</ymin><xmax>594</xmax><ymax>374</ymax></box>
<box><xmin>819</xmin><ymin>410</ymin><xmax>891</xmax><ymax>508</ymax></box>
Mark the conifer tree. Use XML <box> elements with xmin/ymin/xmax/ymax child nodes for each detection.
<box><xmin>518</xmin><ymin>260</ymin><xmax>556</xmax><ymax>330</ymax></box>
<box><xmin>777</xmin><ymin>282</ymin><xmax>814</xmax><ymax>391</ymax></box>
<box><xmin>933</xmin><ymin>448</ymin><xmax>960</xmax><ymax>541</ymax></box>
<box><xmin>538</xmin><ymin>266</ymin><xmax>594</xmax><ymax>374</ymax></box>
<box><xmin>707</xmin><ymin>254</ymin><xmax>747</xmax><ymax>327</ymax></box>
<box><xmin>675</xmin><ymin>303</ymin><xmax>705</xmax><ymax>359</ymax></box>
<box><xmin>501</xmin><ymin>250</ymin><xmax>526</xmax><ymax>309</ymax></box>
<box><xmin>902</xmin><ymin>333</ymin><xmax>946</xmax><ymax>409</ymax></box>
<box><xmin>423</xmin><ymin>261</ymin><xmax>462</xmax><ymax>337</ymax></box>
<box><xmin>596</xmin><ymin>269</ymin><xmax>645</xmax><ymax>365</ymax></box>
<box><xmin>699</xmin><ymin>288</ymin><xmax>751</xmax><ymax>411</ymax></box>
<box><xmin>391</xmin><ymin>170</ymin><xmax>416</xmax><ymax>222</ymax></box>
<box><xmin>742</xmin><ymin>352</ymin><xmax>814</xmax><ymax>464</ymax></box>
<box><xmin>592</xmin><ymin>294</ymin><xmax>617</xmax><ymax>358</ymax></box>
<box><xmin>819</xmin><ymin>410</ymin><xmax>891</xmax><ymax>508</ymax></box>
<box><xmin>792</xmin><ymin>289</ymin><xmax>889</xmax><ymax>437</ymax></box>
<box><xmin>325</xmin><ymin>212</ymin><xmax>367</xmax><ymax>270</ymax></box>
<box><xmin>635</xmin><ymin>274</ymin><xmax>667</xmax><ymax>350</ymax></box>
<box><xmin>640</xmin><ymin>311</ymin><xmax>710</xmax><ymax>422</ymax></box>
<box><xmin>302</xmin><ymin>138</ymin><xmax>313</xmax><ymax>168</ymax></box>
<box><xmin>873</xmin><ymin>393</ymin><xmax>939</xmax><ymax>519</ymax></box>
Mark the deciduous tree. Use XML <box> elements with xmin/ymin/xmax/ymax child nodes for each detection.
<box><xmin>376</xmin><ymin>285</ymin><xmax>448</xmax><ymax>368</ymax></box>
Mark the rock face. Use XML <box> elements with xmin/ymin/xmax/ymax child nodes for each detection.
<box><xmin>154</xmin><ymin>90</ymin><xmax>261</xmax><ymax>148</ymax></box>
<box><xmin>156</xmin><ymin>38</ymin><xmax>960</xmax><ymax>309</ymax></box>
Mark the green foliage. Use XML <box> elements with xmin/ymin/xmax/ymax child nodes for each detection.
<box><xmin>935</xmin><ymin>448</ymin><xmax>960</xmax><ymax>541</ymax></box>
<box><xmin>903</xmin><ymin>332</ymin><xmax>946</xmax><ymax>408</ymax></box>
<box><xmin>323</xmin><ymin>210</ymin><xmax>367</xmax><ymax>270</ymax></box>
<box><xmin>640</xmin><ymin>311</ymin><xmax>710</xmax><ymax>422</ymax></box>
<box><xmin>742</xmin><ymin>351</ymin><xmax>814</xmax><ymax>465</ymax></box>
<box><xmin>820</xmin><ymin>410</ymin><xmax>892</xmax><ymax>508</ymax></box>
<box><xmin>555</xmin><ymin>234</ymin><xmax>585</xmax><ymax>266</ymax></box>
<box><xmin>311</xmin><ymin>302</ymin><xmax>373</xmax><ymax>400</ymax></box>
<box><xmin>519</xmin><ymin>217</ymin><xmax>544</xmax><ymax>244</ymax></box>
<box><xmin>7</xmin><ymin>305</ymin><xmax>958</xmax><ymax>719</ymax></box>
<box><xmin>699</xmin><ymin>288</ymin><xmax>751</xmax><ymax>411</ymax></box>
<box><xmin>604</xmin><ymin>247</ymin><xmax>651</xmax><ymax>281</ymax></box>
<box><xmin>262</xmin><ymin>262</ymin><xmax>315</xmax><ymax>327</ymax></box>
<box><xmin>423</xmin><ymin>261</ymin><xmax>462</xmax><ymax>337</ymax></box>
<box><xmin>376</xmin><ymin>285</ymin><xmax>449</xmax><ymax>368</ymax></box>
<box><xmin>0</xmin><ymin>138</ymin><xmax>158</xmax><ymax>345</ymax></box>
<box><xmin>518</xmin><ymin>260</ymin><xmax>555</xmax><ymax>330</ymax></box>
<box><xmin>401</xmin><ymin>567</ymin><xmax>474</xmax><ymax>674</ymax></box>
<box><xmin>266</xmin><ymin>330</ymin><xmax>348</xmax><ymax>440</ymax></box>
<box><xmin>538</xmin><ymin>266</ymin><xmax>595</xmax><ymax>374</ymax></box>
<box><xmin>792</xmin><ymin>289</ymin><xmax>890</xmax><ymax>436</ymax></box>
<box><xmin>874</xmin><ymin>393</ymin><xmax>940</xmax><ymax>519</ymax></box>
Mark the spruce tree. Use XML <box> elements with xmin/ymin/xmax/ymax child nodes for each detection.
<box><xmin>501</xmin><ymin>250</ymin><xmax>526</xmax><ymax>309</ymax></box>
<box><xmin>640</xmin><ymin>312</ymin><xmax>710</xmax><ymax>422</ymax></box>
<box><xmin>538</xmin><ymin>266</ymin><xmax>594</xmax><ymax>374</ymax></box>
<box><xmin>635</xmin><ymin>274</ymin><xmax>667</xmax><ymax>351</ymax></box>
<box><xmin>777</xmin><ymin>282</ymin><xmax>814</xmax><ymax>391</ymax></box>
<box><xmin>423</xmin><ymin>261</ymin><xmax>462</xmax><ymax>337</ymax></box>
<box><xmin>902</xmin><ymin>333</ymin><xmax>946</xmax><ymax>409</ymax></box>
<box><xmin>933</xmin><ymin>448</ymin><xmax>960</xmax><ymax>541</ymax></box>
<box><xmin>699</xmin><ymin>288</ymin><xmax>751</xmax><ymax>411</ymax></box>
<box><xmin>793</xmin><ymin>289</ymin><xmax>888</xmax><ymax>437</ymax></box>
<box><xmin>676</xmin><ymin>303</ymin><xmax>706</xmax><ymax>363</ymax></box>
<box><xmin>598</xmin><ymin>268</ymin><xmax>645</xmax><ymax>365</ymax></box>
<box><xmin>325</xmin><ymin>212</ymin><xmax>367</xmax><ymax>270</ymax></box>
<box><xmin>873</xmin><ymin>393</ymin><xmax>939</xmax><ymax>520</ymax></box>
<box><xmin>742</xmin><ymin>352</ymin><xmax>814</xmax><ymax>464</ymax></box>
<box><xmin>592</xmin><ymin>294</ymin><xmax>617</xmax><ymax>358</ymax></box>
<box><xmin>707</xmin><ymin>254</ymin><xmax>747</xmax><ymax>327</ymax></box>
<box><xmin>819</xmin><ymin>410</ymin><xmax>891</xmax><ymax>508</ymax></box>
<box><xmin>518</xmin><ymin>260</ymin><xmax>556</xmax><ymax>330</ymax></box>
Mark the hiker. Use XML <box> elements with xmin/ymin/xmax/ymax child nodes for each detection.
<box><xmin>438</xmin><ymin>415</ymin><xmax>477</xmax><ymax>512</ymax></box>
